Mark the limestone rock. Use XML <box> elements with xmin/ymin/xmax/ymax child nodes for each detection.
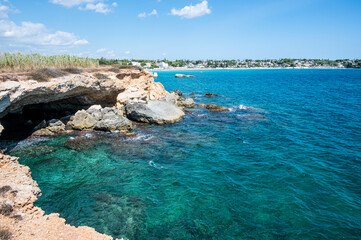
<box><xmin>69</xmin><ymin>105</ymin><xmax>132</xmax><ymax>132</ymax></box>
<box><xmin>160</xmin><ymin>92</ymin><xmax>179</xmax><ymax>105</ymax></box>
<box><xmin>47</xmin><ymin>120</ymin><xmax>66</xmax><ymax>132</ymax></box>
<box><xmin>95</xmin><ymin>115</ymin><xmax>131</xmax><ymax>132</ymax></box>
<box><xmin>179</xmin><ymin>97</ymin><xmax>195</xmax><ymax>108</ymax></box>
<box><xmin>0</xmin><ymin>67</ymin><xmax>168</xmax><ymax>119</ymax></box>
<box><xmin>126</xmin><ymin>100</ymin><xmax>185</xmax><ymax>124</ymax></box>
<box><xmin>206</xmin><ymin>104</ymin><xmax>230</xmax><ymax>112</ymax></box>
<box><xmin>70</xmin><ymin>110</ymin><xmax>97</xmax><ymax>130</ymax></box>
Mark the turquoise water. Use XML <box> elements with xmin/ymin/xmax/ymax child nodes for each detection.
<box><xmin>10</xmin><ymin>69</ymin><xmax>361</xmax><ymax>239</ymax></box>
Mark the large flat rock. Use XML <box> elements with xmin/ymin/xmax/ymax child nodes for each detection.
<box><xmin>126</xmin><ymin>100</ymin><xmax>185</xmax><ymax>124</ymax></box>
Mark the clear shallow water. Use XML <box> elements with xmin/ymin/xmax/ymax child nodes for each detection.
<box><xmin>10</xmin><ymin>69</ymin><xmax>361</xmax><ymax>239</ymax></box>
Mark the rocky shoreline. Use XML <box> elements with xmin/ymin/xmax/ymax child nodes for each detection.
<box><xmin>0</xmin><ymin>66</ymin><xmax>228</xmax><ymax>239</ymax></box>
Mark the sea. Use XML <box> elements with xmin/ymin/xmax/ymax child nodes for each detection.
<box><xmin>9</xmin><ymin>69</ymin><xmax>361</xmax><ymax>239</ymax></box>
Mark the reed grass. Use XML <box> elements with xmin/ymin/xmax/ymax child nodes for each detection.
<box><xmin>0</xmin><ymin>52</ymin><xmax>99</xmax><ymax>70</ymax></box>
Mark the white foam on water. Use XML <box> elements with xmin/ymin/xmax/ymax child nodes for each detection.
<box><xmin>149</xmin><ymin>160</ymin><xmax>164</xmax><ymax>169</ymax></box>
<box><xmin>85</xmin><ymin>133</ymin><xmax>93</xmax><ymax>138</ymax></box>
<box><xmin>125</xmin><ymin>134</ymin><xmax>154</xmax><ymax>142</ymax></box>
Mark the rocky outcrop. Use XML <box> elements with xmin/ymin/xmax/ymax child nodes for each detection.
<box><xmin>175</xmin><ymin>74</ymin><xmax>195</xmax><ymax>78</ymax></box>
<box><xmin>69</xmin><ymin>105</ymin><xmax>131</xmax><ymax>132</ymax></box>
<box><xmin>0</xmin><ymin>153</ymin><xmax>113</xmax><ymax>240</ymax></box>
<box><xmin>0</xmin><ymin>66</ymin><xmax>167</xmax><ymax>119</ymax></box>
<box><xmin>125</xmin><ymin>100</ymin><xmax>185</xmax><ymax>124</ymax></box>
<box><xmin>205</xmin><ymin>93</ymin><xmax>221</xmax><ymax>97</ymax></box>
<box><xmin>32</xmin><ymin>120</ymin><xmax>66</xmax><ymax>136</ymax></box>
<box><xmin>206</xmin><ymin>104</ymin><xmax>230</xmax><ymax>112</ymax></box>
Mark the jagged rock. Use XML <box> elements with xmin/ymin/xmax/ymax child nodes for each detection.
<box><xmin>69</xmin><ymin>105</ymin><xmax>132</xmax><ymax>132</ymax></box>
<box><xmin>0</xmin><ymin>92</ymin><xmax>10</xmax><ymax>113</ymax></box>
<box><xmin>171</xmin><ymin>89</ymin><xmax>183</xmax><ymax>96</ymax></box>
<box><xmin>95</xmin><ymin>115</ymin><xmax>131</xmax><ymax>132</ymax></box>
<box><xmin>32</xmin><ymin>120</ymin><xmax>66</xmax><ymax>136</ymax></box>
<box><xmin>47</xmin><ymin>120</ymin><xmax>66</xmax><ymax>132</ymax></box>
<box><xmin>70</xmin><ymin>110</ymin><xmax>98</xmax><ymax>130</ymax></box>
<box><xmin>179</xmin><ymin>98</ymin><xmax>195</xmax><ymax>108</ymax></box>
<box><xmin>161</xmin><ymin>92</ymin><xmax>179</xmax><ymax>105</ymax></box>
<box><xmin>205</xmin><ymin>93</ymin><xmax>221</xmax><ymax>97</ymax></box>
<box><xmin>190</xmin><ymin>92</ymin><xmax>196</xmax><ymax>95</ymax></box>
<box><xmin>33</xmin><ymin>120</ymin><xmax>47</xmax><ymax>131</ymax></box>
<box><xmin>206</xmin><ymin>104</ymin><xmax>230</xmax><ymax>112</ymax></box>
<box><xmin>125</xmin><ymin>100</ymin><xmax>185</xmax><ymax>124</ymax></box>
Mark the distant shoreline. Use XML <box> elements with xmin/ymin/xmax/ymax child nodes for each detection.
<box><xmin>147</xmin><ymin>67</ymin><xmax>353</xmax><ymax>72</ymax></box>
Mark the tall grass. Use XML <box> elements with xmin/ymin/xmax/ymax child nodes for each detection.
<box><xmin>0</xmin><ymin>52</ymin><xmax>99</xmax><ymax>70</ymax></box>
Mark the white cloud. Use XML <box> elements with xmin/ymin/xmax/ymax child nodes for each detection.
<box><xmin>138</xmin><ymin>9</ymin><xmax>158</xmax><ymax>18</ymax></box>
<box><xmin>95</xmin><ymin>48</ymin><xmax>116</xmax><ymax>58</ymax></box>
<box><xmin>0</xmin><ymin>4</ymin><xmax>9</xmax><ymax>18</ymax></box>
<box><xmin>50</xmin><ymin>0</ymin><xmax>116</xmax><ymax>14</ymax></box>
<box><xmin>0</xmin><ymin>20</ymin><xmax>88</xmax><ymax>46</ymax></box>
<box><xmin>50</xmin><ymin>0</ymin><xmax>97</xmax><ymax>8</ymax></box>
<box><xmin>170</xmin><ymin>0</ymin><xmax>211</xmax><ymax>19</ymax></box>
<box><xmin>124</xmin><ymin>50</ymin><xmax>130</xmax><ymax>54</ymax></box>
<box><xmin>96</xmin><ymin>48</ymin><xmax>107</xmax><ymax>53</ymax></box>
<box><xmin>82</xmin><ymin>2</ymin><xmax>111</xmax><ymax>14</ymax></box>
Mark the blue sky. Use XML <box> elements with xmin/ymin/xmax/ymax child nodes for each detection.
<box><xmin>0</xmin><ymin>0</ymin><xmax>361</xmax><ymax>60</ymax></box>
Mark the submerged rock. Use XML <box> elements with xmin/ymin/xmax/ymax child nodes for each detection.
<box><xmin>175</xmin><ymin>74</ymin><xmax>195</xmax><ymax>78</ymax></box>
<box><xmin>206</xmin><ymin>104</ymin><xmax>230</xmax><ymax>112</ymax></box>
<box><xmin>205</xmin><ymin>93</ymin><xmax>221</xmax><ymax>97</ymax></box>
<box><xmin>125</xmin><ymin>100</ymin><xmax>185</xmax><ymax>124</ymax></box>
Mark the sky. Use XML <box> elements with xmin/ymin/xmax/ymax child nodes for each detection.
<box><xmin>0</xmin><ymin>0</ymin><xmax>361</xmax><ymax>60</ymax></box>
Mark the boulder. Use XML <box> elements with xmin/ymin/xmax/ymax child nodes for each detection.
<box><xmin>206</xmin><ymin>104</ymin><xmax>230</xmax><ymax>112</ymax></box>
<box><xmin>205</xmin><ymin>93</ymin><xmax>221</xmax><ymax>97</ymax></box>
<box><xmin>179</xmin><ymin>98</ymin><xmax>195</xmax><ymax>108</ymax></box>
<box><xmin>69</xmin><ymin>105</ymin><xmax>132</xmax><ymax>132</ymax></box>
<box><xmin>95</xmin><ymin>115</ymin><xmax>131</xmax><ymax>132</ymax></box>
<box><xmin>0</xmin><ymin>123</ymin><xmax>3</xmax><ymax>136</ymax></box>
<box><xmin>47</xmin><ymin>120</ymin><xmax>66</xmax><ymax>132</ymax></box>
<box><xmin>125</xmin><ymin>100</ymin><xmax>185</xmax><ymax>124</ymax></box>
<box><xmin>70</xmin><ymin>110</ymin><xmax>98</xmax><ymax>130</ymax></box>
<box><xmin>160</xmin><ymin>93</ymin><xmax>179</xmax><ymax>105</ymax></box>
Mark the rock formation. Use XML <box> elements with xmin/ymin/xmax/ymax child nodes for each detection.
<box><xmin>125</xmin><ymin>100</ymin><xmax>185</xmax><ymax>124</ymax></box>
<box><xmin>0</xmin><ymin>66</ymin><xmax>167</xmax><ymax>119</ymax></box>
<box><xmin>206</xmin><ymin>104</ymin><xmax>230</xmax><ymax>112</ymax></box>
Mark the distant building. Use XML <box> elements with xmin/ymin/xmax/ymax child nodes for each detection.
<box><xmin>188</xmin><ymin>63</ymin><xmax>195</xmax><ymax>68</ymax></box>
<box><xmin>144</xmin><ymin>63</ymin><xmax>151</xmax><ymax>68</ymax></box>
<box><xmin>157</xmin><ymin>62</ymin><xmax>169</xmax><ymax>69</ymax></box>
<box><xmin>132</xmin><ymin>62</ymin><xmax>141</xmax><ymax>67</ymax></box>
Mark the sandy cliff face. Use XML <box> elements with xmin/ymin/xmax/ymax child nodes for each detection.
<box><xmin>0</xmin><ymin>154</ymin><xmax>113</xmax><ymax>240</ymax></box>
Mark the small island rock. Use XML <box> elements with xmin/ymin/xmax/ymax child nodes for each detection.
<box><xmin>206</xmin><ymin>104</ymin><xmax>230</xmax><ymax>112</ymax></box>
